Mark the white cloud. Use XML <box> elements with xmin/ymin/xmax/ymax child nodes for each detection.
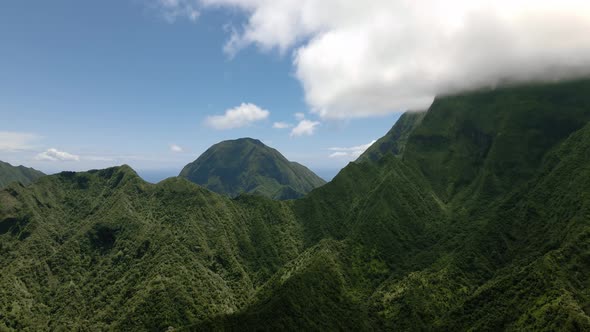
<box><xmin>170</xmin><ymin>144</ymin><xmax>184</xmax><ymax>152</ymax></box>
<box><xmin>36</xmin><ymin>148</ymin><xmax>80</xmax><ymax>162</ymax></box>
<box><xmin>156</xmin><ymin>0</ymin><xmax>200</xmax><ymax>23</ymax></box>
<box><xmin>328</xmin><ymin>151</ymin><xmax>348</xmax><ymax>158</ymax></box>
<box><xmin>202</xmin><ymin>0</ymin><xmax>590</xmax><ymax>118</ymax></box>
<box><xmin>294</xmin><ymin>112</ymin><xmax>306</xmax><ymax>121</ymax></box>
<box><xmin>272</xmin><ymin>122</ymin><xmax>291</xmax><ymax>129</ymax></box>
<box><xmin>0</xmin><ymin>132</ymin><xmax>39</xmax><ymax>151</ymax></box>
<box><xmin>205</xmin><ymin>102</ymin><xmax>270</xmax><ymax>130</ymax></box>
<box><xmin>290</xmin><ymin>119</ymin><xmax>320</xmax><ymax>137</ymax></box>
<box><xmin>328</xmin><ymin>140</ymin><xmax>376</xmax><ymax>159</ymax></box>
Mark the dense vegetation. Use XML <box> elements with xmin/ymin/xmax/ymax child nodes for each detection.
<box><xmin>0</xmin><ymin>168</ymin><xmax>302</xmax><ymax>331</ymax></box>
<box><xmin>357</xmin><ymin>111</ymin><xmax>426</xmax><ymax>162</ymax></box>
<box><xmin>2</xmin><ymin>79</ymin><xmax>590</xmax><ymax>330</ymax></box>
<box><xmin>0</xmin><ymin>161</ymin><xmax>44</xmax><ymax>189</ymax></box>
<box><xmin>179</xmin><ymin>138</ymin><xmax>326</xmax><ymax>200</ymax></box>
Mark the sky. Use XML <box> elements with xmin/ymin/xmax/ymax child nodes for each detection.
<box><xmin>2</xmin><ymin>1</ymin><xmax>590</xmax><ymax>182</ymax></box>
<box><xmin>0</xmin><ymin>0</ymin><xmax>400</xmax><ymax>181</ymax></box>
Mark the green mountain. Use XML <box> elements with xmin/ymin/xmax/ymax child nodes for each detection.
<box><xmin>0</xmin><ymin>161</ymin><xmax>45</xmax><ymax>188</ymax></box>
<box><xmin>2</xmin><ymin>79</ymin><xmax>590</xmax><ymax>331</ymax></box>
<box><xmin>356</xmin><ymin>111</ymin><xmax>426</xmax><ymax>163</ymax></box>
<box><xmin>179</xmin><ymin>138</ymin><xmax>326</xmax><ymax>200</ymax></box>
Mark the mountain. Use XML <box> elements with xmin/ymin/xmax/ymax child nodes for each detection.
<box><xmin>179</xmin><ymin>138</ymin><xmax>326</xmax><ymax>200</ymax></box>
<box><xmin>2</xmin><ymin>79</ymin><xmax>590</xmax><ymax>331</ymax></box>
<box><xmin>0</xmin><ymin>161</ymin><xmax>45</xmax><ymax>188</ymax></box>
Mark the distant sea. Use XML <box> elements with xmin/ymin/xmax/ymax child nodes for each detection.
<box><xmin>312</xmin><ymin>169</ymin><xmax>341</xmax><ymax>182</ymax></box>
<box><xmin>136</xmin><ymin>169</ymin><xmax>180</xmax><ymax>184</ymax></box>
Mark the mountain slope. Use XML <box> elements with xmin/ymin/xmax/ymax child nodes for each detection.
<box><xmin>441</xmin><ymin>120</ymin><xmax>590</xmax><ymax>330</ymax></box>
<box><xmin>403</xmin><ymin>79</ymin><xmax>590</xmax><ymax>203</ymax></box>
<box><xmin>179</xmin><ymin>138</ymin><xmax>326</xmax><ymax>199</ymax></box>
<box><xmin>356</xmin><ymin>111</ymin><xmax>426</xmax><ymax>163</ymax></box>
<box><xmin>0</xmin><ymin>161</ymin><xmax>45</xmax><ymax>188</ymax></box>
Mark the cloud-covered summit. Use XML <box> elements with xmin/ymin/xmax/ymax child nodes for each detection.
<box><xmin>196</xmin><ymin>0</ymin><xmax>590</xmax><ymax>118</ymax></box>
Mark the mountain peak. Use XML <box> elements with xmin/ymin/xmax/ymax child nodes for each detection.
<box><xmin>179</xmin><ymin>138</ymin><xmax>325</xmax><ymax>199</ymax></box>
<box><xmin>234</xmin><ymin>137</ymin><xmax>264</xmax><ymax>144</ymax></box>
<box><xmin>76</xmin><ymin>165</ymin><xmax>144</xmax><ymax>189</ymax></box>
<box><xmin>0</xmin><ymin>160</ymin><xmax>45</xmax><ymax>189</ymax></box>
<box><xmin>215</xmin><ymin>137</ymin><xmax>267</xmax><ymax>149</ymax></box>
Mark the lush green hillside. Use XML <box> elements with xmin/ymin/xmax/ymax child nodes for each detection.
<box><xmin>0</xmin><ymin>166</ymin><xmax>302</xmax><ymax>331</ymax></box>
<box><xmin>0</xmin><ymin>161</ymin><xmax>45</xmax><ymax>188</ymax></box>
<box><xmin>179</xmin><ymin>138</ymin><xmax>326</xmax><ymax>200</ymax></box>
<box><xmin>357</xmin><ymin>111</ymin><xmax>426</xmax><ymax>163</ymax></box>
<box><xmin>2</xmin><ymin>79</ymin><xmax>590</xmax><ymax>331</ymax></box>
<box><xmin>403</xmin><ymin>79</ymin><xmax>590</xmax><ymax>203</ymax></box>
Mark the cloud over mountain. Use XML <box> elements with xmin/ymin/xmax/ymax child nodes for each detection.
<box><xmin>36</xmin><ymin>148</ymin><xmax>80</xmax><ymax>162</ymax></box>
<box><xmin>272</xmin><ymin>122</ymin><xmax>291</xmax><ymax>129</ymax></box>
<box><xmin>201</xmin><ymin>0</ymin><xmax>590</xmax><ymax>118</ymax></box>
<box><xmin>170</xmin><ymin>144</ymin><xmax>184</xmax><ymax>152</ymax></box>
<box><xmin>290</xmin><ymin>119</ymin><xmax>319</xmax><ymax>137</ymax></box>
<box><xmin>329</xmin><ymin>140</ymin><xmax>376</xmax><ymax>159</ymax></box>
<box><xmin>205</xmin><ymin>102</ymin><xmax>270</xmax><ymax>130</ymax></box>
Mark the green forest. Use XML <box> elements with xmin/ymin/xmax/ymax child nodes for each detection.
<box><xmin>2</xmin><ymin>79</ymin><xmax>590</xmax><ymax>331</ymax></box>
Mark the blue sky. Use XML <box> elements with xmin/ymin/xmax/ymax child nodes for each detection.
<box><xmin>0</xmin><ymin>0</ymin><xmax>401</xmax><ymax>181</ymax></box>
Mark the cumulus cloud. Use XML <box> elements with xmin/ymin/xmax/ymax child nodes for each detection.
<box><xmin>328</xmin><ymin>151</ymin><xmax>348</xmax><ymax>158</ymax></box>
<box><xmin>329</xmin><ymin>140</ymin><xmax>376</xmax><ymax>159</ymax></box>
<box><xmin>272</xmin><ymin>122</ymin><xmax>291</xmax><ymax>129</ymax></box>
<box><xmin>156</xmin><ymin>0</ymin><xmax>200</xmax><ymax>23</ymax></box>
<box><xmin>0</xmin><ymin>132</ymin><xmax>39</xmax><ymax>151</ymax></box>
<box><xmin>201</xmin><ymin>0</ymin><xmax>590</xmax><ymax>118</ymax></box>
<box><xmin>290</xmin><ymin>119</ymin><xmax>320</xmax><ymax>137</ymax></box>
<box><xmin>170</xmin><ymin>144</ymin><xmax>184</xmax><ymax>152</ymax></box>
<box><xmin>206</xmin><ymin>102</ymin><xmax>270</xmax><ymax>130</ymax></box>
<box><xmin>36</xmin><ymin>148</ymin><xmax>80</xmax><ymax>162</ymax></box>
